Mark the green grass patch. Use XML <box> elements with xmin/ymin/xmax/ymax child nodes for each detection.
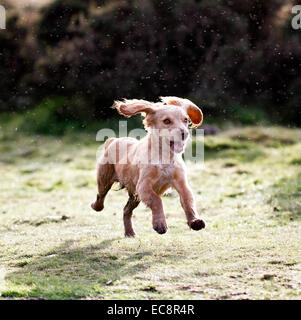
<box><xmin>0</xmin><ymin>125</ymin><xmax>300</xmax><ymax>299</ymax></box>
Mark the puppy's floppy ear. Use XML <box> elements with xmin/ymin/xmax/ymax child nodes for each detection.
<box><xmin>113</xmin><ymin>99</ymin><xmax>156</xmax><ymax>117</ymax></box>
<box><xmin>186</xmin><ymin>104</ymin><xmax>203</xmax><ymax>127</ymax></box>
<box><xmin>160</xmin><ymin>96</ymin><xmax>203</xmax><ymax>127</ymax></box>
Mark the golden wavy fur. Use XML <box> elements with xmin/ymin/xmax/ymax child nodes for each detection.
<box><xmin>91</xmin><ymin>97</ymin><xmax>205</xmax><ymax>237</ymax></box>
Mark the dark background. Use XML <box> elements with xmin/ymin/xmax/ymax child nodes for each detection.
<box><xmin>1</xmin><ymin>0</ymin><xmax>300</xmax><ymax>134</ymax></box>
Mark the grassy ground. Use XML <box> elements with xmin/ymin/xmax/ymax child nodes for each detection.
<box><xmin>0</xmin><ymin>125</ymin><xmax>300</xmax><ymax>300</ymax></box>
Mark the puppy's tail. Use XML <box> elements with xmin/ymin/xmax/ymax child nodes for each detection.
<box><xmin>104</xmin><ymin>137</ymin><xmax>115</xmax><ymax>149</ymax></box>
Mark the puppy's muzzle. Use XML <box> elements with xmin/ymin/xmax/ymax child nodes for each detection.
<box><xmin>170</xmin><ymin>128</ymin><xmax>189</xmax><ymax>153</ymax></box>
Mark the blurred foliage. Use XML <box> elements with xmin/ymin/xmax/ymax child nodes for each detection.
<box><xmin>0</xmin><ymin>13</ymin><xmax>31</xmax><ymax>111</ymax></box>
<box><xmin>0</xmin><ymin>0</ymin><xmax>300</xmax><ymax>128</ymax></box>
<box><xmin>38</xmin><ymin>0</ymin><xmax>89</xmax><ymax>45</ymax></box>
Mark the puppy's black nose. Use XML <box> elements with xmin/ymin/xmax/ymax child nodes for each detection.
<box><xmin>180</xmin><ymin>129</ymin><xmax>188</xmax><ymax>141</ymax></box>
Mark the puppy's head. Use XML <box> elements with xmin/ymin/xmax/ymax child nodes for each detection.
<box><xmin>114</xmin><ymin>97</ymin><xmax>203</xmax><ymax>154</ymax></box>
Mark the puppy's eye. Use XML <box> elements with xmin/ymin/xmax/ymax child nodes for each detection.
<box><xmin>184</xmin><ymin>118</ymin><xmax>188</xmax><ymax>124</ymax></box>
<box><xmin>163</xmin><ymin>119</ymin><xmax>171</xmax><ymax>125</ymax></box>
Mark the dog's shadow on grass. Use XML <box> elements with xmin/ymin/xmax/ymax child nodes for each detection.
<box><xmin>4</xmin><ymin>237</ymin><xmax>180</xmax><ymax>299</ymax></box>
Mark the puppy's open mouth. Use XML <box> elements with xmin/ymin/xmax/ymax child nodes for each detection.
<box><xmin>170</xmin><ymin>140</ymin><xmax>185</xmax><ymax>153</ymax></box>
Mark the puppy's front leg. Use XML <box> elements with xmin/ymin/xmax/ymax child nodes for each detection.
<box><xmin>173</xmin><ymin>168</ymin><xmax>205</xmax><ymax>231</ymax></box>
<box><xmin>137</xmin><ymin>177</ymin><xmax>167</xmax><ymax>235</ymax></box>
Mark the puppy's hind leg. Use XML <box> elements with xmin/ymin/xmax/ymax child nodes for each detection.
<box><xmin>91</xmin><ymin>162</ymin><xmax>115</xmax><ymax>212</ymax></box>
<box><xmin>123</xmin><ymin>194</ymin><xmax>140</xmax><ymax>238</ymax></box>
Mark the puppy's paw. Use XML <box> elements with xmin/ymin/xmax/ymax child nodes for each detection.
<box><xmin>91</xmin><ymin>194</ymin><xmax>104</xmax><ymax>211</ymax></box>
<box><xmin>91</xmin><ymin>201</ymin><xmax>104</xmax><ymax>212</ymax></box>
<box><xmin>125</xmin><ymin>230</ymin><xmax>136</xmax><ymax>238</ymax></box>
<box><xmin>189</xmin><ymin>219</ymin><xmax>205</xmax><ymax>231</ymax></box>
<box><xmin>153</xmin><ymin>219</ymin><xmax>168</xmax><ymax>235</ymax></box>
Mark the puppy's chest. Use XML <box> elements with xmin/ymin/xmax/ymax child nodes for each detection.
<box><xmin>153</xmin><ymin>164</ymin><xmax>176</xmax><ymax>193</ymax></box>
<box><xmin>157</xmin><ymin>164</ymin><xmax>175</xmax><ymax>180</ymax></box>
